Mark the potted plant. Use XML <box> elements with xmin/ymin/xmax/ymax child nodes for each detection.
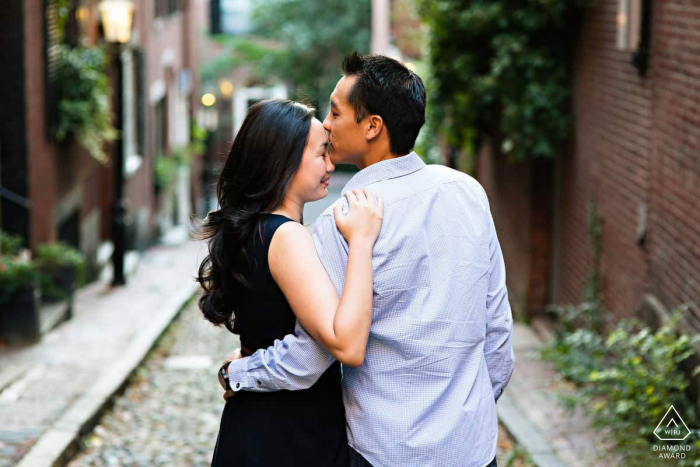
<box><xmin>34</xmin><ymin>242</ymin><xmax>85</xmax><ymax>302</ymax></box>
<box><xmin>0</xmin><ymin>231</ymin><xmax>22</xmax><ymax>256</ymax></box>
<box><xmin>0</xmin><ymin>253</ymin><xmax>41</xmax><ymax>344</ymax></box>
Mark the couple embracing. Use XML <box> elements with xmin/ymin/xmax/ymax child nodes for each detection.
<box><xmin>197</xmin><ymin>52</ymin><xmax>515</xmax><ymax>467</ymax></box>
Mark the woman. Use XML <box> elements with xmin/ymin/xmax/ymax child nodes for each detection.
<box><xmin>197</xmin><ymin>99</ymin><xmax>383</xmax><ymax>467</ymax></box>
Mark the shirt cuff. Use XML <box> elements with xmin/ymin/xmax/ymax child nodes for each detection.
<box><xmin>226</xmin><ymin>357</ymin><xmax>254</xmax><ymax>392</ymax></box>
<box><xmin>226</xmin><ymin>354</ymin><xmax>279</xmax><ymax>392</ymax></box>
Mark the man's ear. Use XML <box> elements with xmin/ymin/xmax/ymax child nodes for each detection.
<box><xmin>364</xmin><ymin>115</ymin><xmax>384</xmax><ymax>141</ymax></box>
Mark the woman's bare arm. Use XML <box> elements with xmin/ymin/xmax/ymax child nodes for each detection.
<box><xmin>269</xmin><ymin>189</ymin><xmax>383</xmax><ymax>367</ymax></box>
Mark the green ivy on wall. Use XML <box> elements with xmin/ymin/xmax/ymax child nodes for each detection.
<box><xmin>54</xmin><ymin>44</ymin><xmax>117</xmax><ymax>165</ymax></box>
<box><xmin>417</xmin><ymin>0</ymin><xmax>593</xmax><ymax>161</ymax></box>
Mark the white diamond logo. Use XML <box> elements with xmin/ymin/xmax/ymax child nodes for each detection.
<box><xmin>654</xmin><ymin>405</ymin><xmax>691</xmax><ymax>441</ymax></box>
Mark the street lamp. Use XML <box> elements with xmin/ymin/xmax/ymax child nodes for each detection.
<box><xmin>100</xmin><ymin>0</ymin><xmax>134</xmax><ymax>286</ymax></box>
<box><xmin>99</xmin><ymin>0</ymin><xmax>135</xmax><ymax>44</ymax></box>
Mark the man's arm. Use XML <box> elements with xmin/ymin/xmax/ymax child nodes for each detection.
<box><xmin>226</xmin><ymin>321</ymin><xmax>335</xmax><ymax>392</ymax></box>
<box><xmin>482</xmin><ymin>195</ymin><xmax>515</xmax><ymax>402</ymax></box>
<box><xmin>226</xmin><ymin>211</ymin><xmax>349</xmax><ymax>392</ymax></box>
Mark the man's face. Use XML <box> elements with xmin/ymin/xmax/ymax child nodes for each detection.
<box><xmin>323</xmin><ymin>75</ymin><xmax>367</xmax><ymax>166</ymax></box>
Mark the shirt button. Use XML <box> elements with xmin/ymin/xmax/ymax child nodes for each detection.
<box><xmin>235</xmin><ymin>382</ymin><xmax>240</xmax><ymax>389</ymax></box>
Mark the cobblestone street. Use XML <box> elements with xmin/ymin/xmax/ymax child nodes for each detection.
<box><xmin>67</xmin><ymin>299</ymin><xmax>237</xmax><ymax>467</ymax></box>
<box><xmin>66</xmin><ymin>299</ymin><xmax>532</xmax><ymax>467</ymax></box>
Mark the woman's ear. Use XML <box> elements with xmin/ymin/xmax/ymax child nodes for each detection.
<box><xmin>365</xmin><ymin>115</ymin><xmax>384</xmax><ymax>141</ymax></box>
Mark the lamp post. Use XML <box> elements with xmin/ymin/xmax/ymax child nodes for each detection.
<box><xmin>99</xmin><ymin>0</ymin><xmax>134</xmax><ymax>286</ymax></box>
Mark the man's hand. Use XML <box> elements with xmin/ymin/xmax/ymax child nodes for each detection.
<box><xmin>219</xmin><ymin>348</ymin><xmax>242</xmax><ymax>401</ymax></box>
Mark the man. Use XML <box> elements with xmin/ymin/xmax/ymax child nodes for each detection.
<box><xmin>221</xmin><ymin>52</ymin><xmax>514</xmax><ymax>467</ymax></box>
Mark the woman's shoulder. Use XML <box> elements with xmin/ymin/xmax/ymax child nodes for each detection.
<box><xmin>259</xmin><ymin>213</ymin><xmax>292</xmax><ymax>237</ymax></box>
<box><xmin>267</xmin><ymin>216</ymin><xmax>306</xmax><ymax>242</ymax></box>
<box><xmin>260</xmin><ymin>214</ymin><xmax>306</xmax><ymax>251</ymax></box>
<box><xmin>267</xmin><ymin>217</ymin><xmax>313</xmax><ymax>263</ymax></box>
<box><xmin>261</xmin><ymin>213</ymin><xmax>297</xmax><ymax>233</ymax></box>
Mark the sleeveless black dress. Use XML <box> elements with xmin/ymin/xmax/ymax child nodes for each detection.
<box><xmin>211</xmin><ymin>214</ymin><xmax>348</xmax><ymax>467</ymax></box>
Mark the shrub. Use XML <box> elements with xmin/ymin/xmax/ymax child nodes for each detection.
<box><xmin>35</xmin><ymin>243</ymin><xmax>85</xmax><ymax>300</ymax></box>
<box><xmin>0</xmin><ymin>257</ymin><xmax>39</xmax><ymax>304</ymax></box>
<box><xmin>542</xmin><ymin>313</ymin><xmax>700</xmax><ymax>466</ymax></box>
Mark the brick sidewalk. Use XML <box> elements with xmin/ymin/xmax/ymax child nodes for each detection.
<box><xmin>0</xmin><ymin>240</ymin><xmax>204</xmax><ymax>467</ymax></box>
<box><xmin>497</xmin><ymin>323</ymin><xmax>617</xmax><ymax>467</ymax></box>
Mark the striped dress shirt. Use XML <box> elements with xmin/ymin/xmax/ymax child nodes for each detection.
<box><xmin>227</xmin><ymin>152</ymin><xmax>515</xmax><ymax>467</ymax></box>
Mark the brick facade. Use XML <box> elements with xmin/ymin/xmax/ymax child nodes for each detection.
<box><xmin>1</xmin><ymin>0</ymin><xmax>203</xmax><ymax>275</ymax></box>
<box><xmin>478</xmin><ymin>0</ymin><xmax>700</xmax><ymax>325</ymax></box>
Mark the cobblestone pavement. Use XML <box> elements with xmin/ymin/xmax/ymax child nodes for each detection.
<box><xmin>66</xmin><ymin>299</ymin><xmax>237</xmax><ymax>467</ymax></box>
<box><xmin>67</xmin><ymin>300</ymin><xmax>533</xmax><ymax>467</ymax></box>
<box><xmin>0</xmin><ymin>241</ymin><xmax>202</xmax><ymax>467</ymax></box>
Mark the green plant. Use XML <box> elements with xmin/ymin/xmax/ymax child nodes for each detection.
<box><xmin>548</xmin><ymin>199</ymin><xmax>605</xmax><ymax>334</ymax></box>
<box><xmin>35</xmin><ymin>243</ymin><xmax>85</xmax><ymax>282</ymax></box>
<box><xmin>0</xmin><ymin>257</ymin><xmax>39</xmax><ymax>304</ymax></box>
<box><xmin>54</xmin><ymin>44</ymin><xmax>117</xmax><ymax>165</ymax></box>
<box><xmin>35</xmin><ymin>243</ymin><xmax>83</xmax><ymax>266</ymax></box>
<box><xmin>191</xmin><ymin>121</ymin><xmax>208</xmax><ymax>148</ymax></box>
<box><xmin>202</xmin><ymin>0</ymin><xmax>371</xmax><ymax>109</ymax></box>
<box><xmin>0</xmin><ymin>231</ymin><xmax>23</xmax><ymax>256</ymax></box>
<box><xmin>542</xmin><ymin>313</ymin><xmax>700</xmax><ymax>466</ymax></box>
<box><xmin>417</xmin><ymin>0</ymin><xmax>594</xmax><ymax>161</ymax></box>
<box><xmin>154</xmin><ymin>143</ymin><xmax>205</xmax><ymax>192</ymax></box>
<box><xmin>584</xmin><ymin>199</ymin><xmax>604</xmax><ymax>302</ymax></box>
<box><xmin>504</xmin><ymin>445</ymin><xmax>535</xmax><ymax>467</ymax></box>
<box><xmin>413</xmin><ymin>60</ymin><xmax>446</xmax><ymax>165</ymax></box>
<box><xmin>155</xmin><ymin>155</ymin><xmax>179</xmax><ymax>189</ymax></box>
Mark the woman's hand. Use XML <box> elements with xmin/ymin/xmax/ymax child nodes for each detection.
<box><xmin>334</xmin><ymin>189</ymin><xmax>384</xmax><ymax>246</ymax></box>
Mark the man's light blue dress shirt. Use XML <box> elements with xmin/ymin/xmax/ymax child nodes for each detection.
<box><xmin>227</xmin><ymin>153</ymin><xmax>515</xmax><ymax>467</ymax></box>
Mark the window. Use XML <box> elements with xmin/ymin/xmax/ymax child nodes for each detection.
<box><xmin>155</xmin><ymin>0</ymin><xmax>180</xmax><ymax>19</ymax></box>
<box><xmin>168</xmin><ymin>0</ymin><xmax>179</xmax><ymax>15</ymax></box>
<box><xmin>617</xmin><ymin>0</ymin><xmax>652</xmax><ymax>75</ymax></box>
<box><xmin>155</xmin><ymin>0</ymin><xmax>163</xmax><ymax>18</ymax></box>
<box><xmin>153</xmin><ymin>97</ymin><xmax>168</xmax><ymax>159</ymax></box>
<box><xmin>152</xmin><ymin>96</ymin><xmax>168</xmax><ymax>194</ymax></box>
<box><xmin>211</xmin><ymin>0</ymin><xmax>251</xmax><ymax>36</ymax></box>
<box><xmin>617</xmin><ymin>0</ymin><xmax>641</xmax><ymax>51</ymax></box>
<box><xmin>123</xmin><ymin>49</ymin><xmax>146</xmax><ymax>177</ymax></box>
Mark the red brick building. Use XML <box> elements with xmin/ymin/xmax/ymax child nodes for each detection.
<box><xmin>0</xmin><ymin>0</ymin><xmax>206</xmax><ymax>275</ymax></box>
<box><xmin>476</xmin><ymin>0</ymin><xmax>700</xmax><ymax>330</ymax></box>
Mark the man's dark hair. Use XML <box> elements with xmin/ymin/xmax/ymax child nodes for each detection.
<box><xmin>341</xmin><ymin>52</ymin><xmax>426</xmax><ymax>155</ymax></box>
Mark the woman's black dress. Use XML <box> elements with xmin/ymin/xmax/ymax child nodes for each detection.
<box><xmin>211</xmin><ymin>214</ymin><xmax>348</xmax><ymax>467</ymax></box>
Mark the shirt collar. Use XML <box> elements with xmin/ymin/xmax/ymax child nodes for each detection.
<box><xmin>342</xmin><ymin>152</ymin><xmax>426</xmax><ymax>192</ymax></box>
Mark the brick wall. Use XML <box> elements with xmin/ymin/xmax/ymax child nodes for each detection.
<box><xmin>479</xmin><ymin>0</ymin><xmax>700</xmax><ymax>323</ymax></box>
<box><xmin>560</xmin><ymin>0</ymin><xmax>700</xmax><ymax>320</ymax></box>
<box><xmin>23</xmin><ymin>0</ymin><xmax>112</xmax><ymax>269</ymax></box>
<box><xmin>24</xmin><ymin>0</ymin><xmax>59</xmax><ymax>248</ymax></box>
<box><xmin>646</xmin><ymin>1</ymin><xmax>700</xmax><ymax>315</ymax></box>
<box><xmin>557</xmin><ymin>0</ymin><xmax>654</xmax><ymax>318</ymax></box>
<box><xmin>558</xmin><ymin>0</ymin><xmax>699</xmax><ymax>320</ymax></box>
<box><xmin>476</xmin><ymin>140</ymin><xmax>533</xmax><ymax>319</ymax></box>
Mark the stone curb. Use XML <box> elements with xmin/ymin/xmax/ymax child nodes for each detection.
<box><xmin>15</xmin><ymin>281</ymin><xmax>200</xmax><ymax>467</ymax></box>
<box><xmin>497</xmin><ymin>391</ymin><xmax>568</xmax><ymax>467</ymax></box>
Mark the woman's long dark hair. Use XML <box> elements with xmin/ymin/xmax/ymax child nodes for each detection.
<box><xmin>196</xmin><ymin>99</ymin><xmax>315</xmax><ymax>333</ymax></box>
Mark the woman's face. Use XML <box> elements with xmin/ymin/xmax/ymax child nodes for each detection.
<box><xmin>288</xmin><ymin>118</ymin><xmax>334</xmax><ymax>203</ymax></box>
